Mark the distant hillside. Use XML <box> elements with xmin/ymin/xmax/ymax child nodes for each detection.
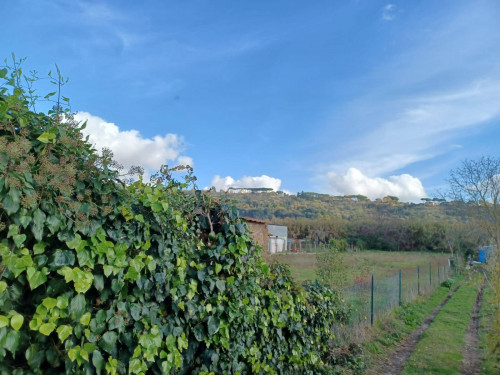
<box><xmin>208</xmin><ymin>191</ymin><xmax>483</xmax><ymax>255</ymax></box>
<box><xmin>209</xmin><ymin>191</ymin><xmax>467</xmax><ymax>222</ymax></box>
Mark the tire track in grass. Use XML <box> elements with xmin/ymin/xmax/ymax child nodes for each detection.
<box><xmin>459</xmin><ymin>280</ymin><xmax>486</xmax><ymax>375</ymax></box>
<box><xmin>377</xmin><ymin>280</ymin><xmax>466</xmax><ymax>375</ymax></box>
<box><xmin>402</xmin><ymin>277</ymin><xmax>479</xmax><ymax>374</ymax></box>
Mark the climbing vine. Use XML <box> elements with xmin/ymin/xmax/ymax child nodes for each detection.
<box><xmin>0</xmin><ymin>59</ymin><xmax>350</xmax><ymax>374</ymax></box>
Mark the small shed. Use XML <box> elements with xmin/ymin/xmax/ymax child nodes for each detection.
<box><xmin>268</xmin><ymin>224</ymin><xmax>288</xmax><ymax>254</ymax></box>
<box><xmin>243</xmin><ymin>217</ymin><xmax>269</xmax><ymax>252</ymax></box>
<box><xmin>243</xmin><ymin>218</ymin><xmax>288</xmax><ymax>254</ymax></box>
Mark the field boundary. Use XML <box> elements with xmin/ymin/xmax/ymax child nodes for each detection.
<box><xmin>376</xmin><ymin>279</ymin><xmax>466</xmax><ymax>375</ymax></box>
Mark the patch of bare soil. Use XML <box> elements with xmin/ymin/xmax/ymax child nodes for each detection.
<box><xmin>370</xmin><ymin>281</ymin><xmax>466</xmax><ymax>375</ymax></box>
<box><xmin>459</xmin><ymin>281</ymin><xmax>486</xmax><ymax>375</ymax></box>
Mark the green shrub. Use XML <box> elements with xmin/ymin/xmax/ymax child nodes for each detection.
<box><xmin>440</xmin><ymin>278</ymin><xmax>453</xmax><ymax>289</ymax></box>
<box><xmin>0</xmin><ymin>61</ymin><xmax>350</xmax><ymax>374</ymax></box>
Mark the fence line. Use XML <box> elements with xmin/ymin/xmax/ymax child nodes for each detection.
<box><xmin>343</xmin><ymin>262</ymin><xmax>452</xmax><ymax>327</ymax></box>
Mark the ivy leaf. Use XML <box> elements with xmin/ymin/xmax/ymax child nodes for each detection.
<box><xmin>99</xmin><ymin>331</ymin><xmax>118</xmax><ymax>354</ymax></box>
<box><xmin>4</xmin><ymin>330</ymin><xmax>20</xmax><ymax>353</ymax></box>
<box><xmin>2</xmin><ymin>193</ymin><xmax>20</xmax><ymax>215</ymax></box>
<box><xmin>42</xmin><ymin>297</ymin><xmax>58</xmax><ymax>309</ymax></box>
<box><xmin>80</xmin><ymin>347</ymin><xmax>89</xmax><ymax>362</ymax></box>
<box><xmin>33</xmin><ymin>242</ymin><xmax>47</xmax><ymax>255</ymax></box>
<box><xmin>13</xmin><ymin>234</ymin><xmax>26</xmax><ymax>247</ymax></box>
<box><xmin>215</xmin><ymin>279</ymin><xmax>226</xmax><ymax>293</ymax></box>
<box><xmin>80</xmin><ymin>312</ymin><xmax>91</xmax><ymax>326</ymax></box>
<box><xmin>19</xmin><ymin>215</ymin><xmax>32</xmax><ymax>228</ymax></box>
<box><xmin>26</xmin><ymin>344</ymin><xmax>45</xmax><ymax>369</ymax></box>
<box><xmin>93</xmin><ymin>274</ymin><xmax>104</xmax><ymax>291</ymax></box>
<box><xmin>130</xmin><ymin>304</ymin><xmax>141</xmax><ymax>321</ymax></box>
<box><xmin>66</xmin><ymin>234</ymin><xmax>83</xmax><ymax>250</ymax></box>
<box><xmin>0</xmin><ymin>281</ymin><xmax>7</xmax><ymax>293</ymax></box>
<box><xmin>207</xmin><ymin>316</ymin><xmax>220</xmax><ymax>336</ymax></box>
<box><xmin>39</xmin><ymin>322</ymin><xmax>56</xmax><ymax>336</ymax></box>
<box><xmin>56</xmin><ymin>296</ymin><xmax>69</xmax><ymax>309</ymax></box>
<box><xmin>177</xmin><ymin>334</ymin><xmax>188</xmax><ymax>351</ymax></box>
<box><xmin>70</xmin><ymin>294</ymin><xmax>86</xmax><ymax>319</ymax></box>
<box><xmin>10</xmin><ymin>312</ymin><xmax>23</xmax><ymax>331</ymax></box>
<box><xmin>56</xmin><ymin>325</ymin><xmax>73</xmax><ymax>342</ymax></box>
<box><xmin>77</xmin><ymin>249</ymin><xmax>94</xmax><ymax>268</ymax></box>
<box><xmin>215</xmin><ymin>264</ymin><xmax>222</xmax><ymax>275</ymax></box>
<box><xmin>165</xmin><ymin>334</ymin><xmax>176</xmax><ymax>351</ymax></box>
<box><xmin>92</xmin><ymin>350</ymin><xmax>105</xmax><ymax>374</ymax></box>
<box><xmin>74</xmin><ymin>271</ymin><xmax>93</xmax><ymax>294</ymax></box>
<box><xmin>68</xmin><ymin>347</ymin><xmax>78</xmax><ymax>362</ymax></box>
<box><xmin>103</xmin><ymin>265</ymin><xmax>113</xmax><ymax>277</ymax></box>
<box><xmin>0</xmin><ymin>315</ymin><xmax>9</xmax><ymax>328</ymax></box>
<box><xmin>7</xmin><ymin>224</ymin><xmax>19</xmax><ymax>238</ymax></box>
<box><xmin>50</xmin><ymin>250</ymin><xmax>75</xmax><ymax>267</ymax></box>
<box><xmin>32</xmin><ymin>209</ymin><xmax>46</xmax><ymax>241</ymax></box>
<box><xmin>37</xmin><ymin>132</ymin><xmax>56</xmax><ymax>144</ymax></box>
<box><xmin>84</xmin><ymin>343</ymin><xmax>97</xmax><ymax>353</ymax></box>
<box><xmin>46</xmin><ymin>215</ymin><xmax>61</xmax><ymax>234</ymax></box>
<box><xmin>193</xmin><ymin>324</ymin><xmax>205</xmax><ymax>342</ymax></box>
<box><xmin>26</xmin><ymin>267</ymin><xmax>47</xmax><ymax>290</ymax></box>
<box><xmin>197</xmin><ymin>271</ymin><xmax>206</xmax><ymax>282</ymax></box>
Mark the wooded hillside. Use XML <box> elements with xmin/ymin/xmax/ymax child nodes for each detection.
<box><xmin>208</xmin><ymin>191</ymin><xmax>486</xmax><ymax>255</ymax></box>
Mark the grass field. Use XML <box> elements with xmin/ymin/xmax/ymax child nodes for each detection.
<box><xmin>267</xmin><ymin>250</ymin><xmax>452</xmax><ymax>285</ymax></box>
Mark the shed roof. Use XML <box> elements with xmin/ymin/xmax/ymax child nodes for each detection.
<box><xmin>242</xmin><ymin>217</ymin><xmax>269</xmax><ymax>224</ymax></box>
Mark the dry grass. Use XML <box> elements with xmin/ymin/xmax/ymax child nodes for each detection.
<box><xmin>268</xmin><ymin>250</ymin><xmax>451</xmax><ymax>284</ymax></box>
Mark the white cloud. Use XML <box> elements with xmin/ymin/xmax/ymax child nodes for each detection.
<box><xmin>208</xmin><ymin>175</ymin><xmax>282</xmax><ymax>192</ymax></box>
<box><xmin>176</xmin><ymin>156</ymin><xmax>194</xmax><ymax>167</ymax></box>
<box><xmin>74</xmin><ymin>112</ymin><xmax>192</xmax><ymax>175</ymax></box>
<box><xmin>382</xmin><ymin>4</ymin><xmax>396</xmax><ymax>21</ymax></box>
<box><xmin>327</xmin><ymin>168</ymin><xmax>426</xmax><ymax>202</ymax></box>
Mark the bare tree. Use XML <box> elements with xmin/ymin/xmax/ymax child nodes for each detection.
<box><xmin>448</xmin><ymin>156</ymin><xmax>500</xmax><ymax>360</ymax></box>
<box><xmin>448</xmin><ymin>156</ymin><xmax>500</xmax><ymax>249</ymax></box>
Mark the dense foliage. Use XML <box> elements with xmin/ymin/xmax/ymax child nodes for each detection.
<box><xmin>0</xmin><ymin>63</ymin><xmax>351</xmax><ymax>374</ymax></box>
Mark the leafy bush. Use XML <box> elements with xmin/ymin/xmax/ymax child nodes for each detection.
<box><xmin>316</xmin><ymin>239</ymin><xmax>350</xmax><ymax>290</ymax></box>
<box><xmin>440</xmin><ymin>278</ymin><xmax>453</xmax><ymax>289</ymax></box>
<box><xmin>0</xmin><ymin>61</ymin><xmax>350</xmax><ymax>374</ymax></box>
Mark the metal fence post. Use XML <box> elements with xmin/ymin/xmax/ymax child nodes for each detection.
<box><xmin>417</xmin><ymin>265</ymin><xmax>420</xmax><ymax>295</ymax></box>
<box><xmin>371</xmin><ymin>274</ymin><xmax>374</xmax><ymax>326</ymax></box>
<box><xmin>429</xmin><ymin>262</ymin><xmax>432</xmax><ymax>287</ymax></box>
<box><xmin>399</xmin><ymin>269</ymin><xmax>402</xmax><ymax>306</ymax></box>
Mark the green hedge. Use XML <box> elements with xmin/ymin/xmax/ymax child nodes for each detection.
<box><xmin>0</xmin><ymin>64</ymin><xmax>349</xmax><ymax>374</ymax></box>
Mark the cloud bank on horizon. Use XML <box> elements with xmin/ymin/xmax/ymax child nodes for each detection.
<box><xmin>209</xmin><ymin>175</ymin><xmax>282</xmax><ymax>192</ymax></box>
<box><xmin>327</xmin><ymin>168</ymin><xmax>426</xmax><ymax>202</ymax></box>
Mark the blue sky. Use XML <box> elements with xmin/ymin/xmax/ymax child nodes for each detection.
<box><xmin>2</xmin><ymin>0</ymin><xmax>500</xmax><ymax>201</ymax></box>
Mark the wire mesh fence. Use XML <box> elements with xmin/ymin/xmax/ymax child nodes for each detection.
<box><xmin>343</xmin><ymin>261</ymin><xmax>452</xmax><ymax>327</ymax></box>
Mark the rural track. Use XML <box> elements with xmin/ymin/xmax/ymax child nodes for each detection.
<box><xmin>374</xmin><ymin>279</ymin><xmax>467</xmax><ymax>375</ymax></box>
<box><xmin>459</xmin><ymin>279</ymin><xmax>486</xmax><ymax>375</ymax></box>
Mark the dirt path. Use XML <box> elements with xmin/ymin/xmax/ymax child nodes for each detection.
<box><xmin>373</xmin><ymin>281</ymin><xmax>466</xmax><ymax>375</ymax></box>
<box><xmin>459</xmin><ymin>281</ymin><xmax>486</xmax><ymax>375</ymax></box>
